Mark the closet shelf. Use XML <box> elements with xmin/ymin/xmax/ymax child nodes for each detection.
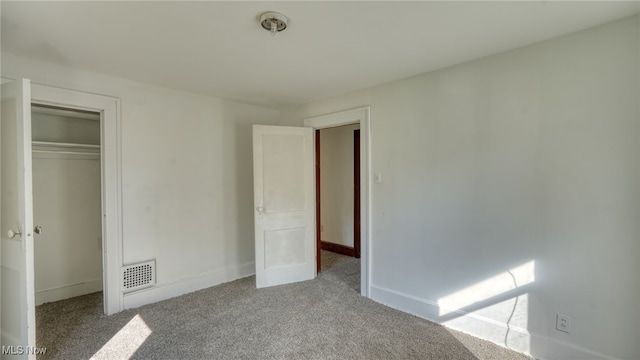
<box><xmin>32</xmin><ymin>141</ymin><xmax>100</xmax><ymax>157</ymax></box>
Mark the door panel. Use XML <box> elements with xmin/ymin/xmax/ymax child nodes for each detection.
<box><xmin>262</xmin><ymin>134</ymin><xmax>306</xmax><ymax>211</ymax></box>
<box><xmin>1</xmin><ymin>79</ymin><xmax>36</xmax><ymax>359</ymax></box>
<box><xmin>253</xmin><ymin>125</ymin><xmax>314</xmax><ymax>288</ymax></box>
<box><xmin>264</xmin><ymin>228</ymin><xmax>306</xmax><ymax>269</ymax></box>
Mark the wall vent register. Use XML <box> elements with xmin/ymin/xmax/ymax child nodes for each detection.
<box><xmin>122</xmin><ymin>260</ymin><xmax>156</xmax><ymax>293</ymax></box>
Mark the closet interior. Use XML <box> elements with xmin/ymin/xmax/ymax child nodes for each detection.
<box><xmin>31</xmin><ymin>104</ymin><xmax>104</xmax><ymax>305</ymax></box>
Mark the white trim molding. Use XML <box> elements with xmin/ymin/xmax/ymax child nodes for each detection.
<box><xmin>370</xmin><ymin>285</ymin><xmax>616</xmax><ymax>360</ymax></box>
<box><xmin>35</xmin><ymin>279</ymin><xmax>103</xmax><ymax>306</ymax></box>
<box><xmin>123</xmin><ymin>262</ymin><xmax>255</xmax><ymax>310</ymax></box>
<box><xmin>304</xmin><ymin>107</ymin><xmax>371</xmax><ymax>297</ymax></box>
<box><xmin>31</xmin><ymin>83</ymin><xmax>123</xmax><ymax>315</ymax></box>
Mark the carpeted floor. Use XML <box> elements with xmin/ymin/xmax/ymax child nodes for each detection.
<box><xmin>318</xmin><ymin>249</ymin><xmax>360</xmax><ymax>292</ymax></box>
<box><xmin>36</xmin><ymin>251</ymin><xmax>532</xmax><ymax>360</ymax></box>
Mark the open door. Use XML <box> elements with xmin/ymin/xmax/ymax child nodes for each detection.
<box><xmin>253</xmin><ymin>125</ymin><xmax>315</xmax><ymax>288</ymax></box>
<box><xmin>1</xmin><ymin>79</ymin><xmax>36</xmax><ymax>359</ymax></box>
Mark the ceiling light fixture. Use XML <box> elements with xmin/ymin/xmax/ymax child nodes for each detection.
<box><xmin>259</xmin><ymin>11</ymin><xmax>288</xmax><ymax>37</ymax></box>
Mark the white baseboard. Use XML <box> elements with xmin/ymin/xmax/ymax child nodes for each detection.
<box><xmin>123</xmin><ymin>262</ymin><xmax>255</xmax><ymax>310</ymax></box>
<box><xmin>35</xmin><ymin>279</ymin><xmax>103</xmax><ymax>305</ymax></box>
<box><xmin>370</xmin><ymin>285</ymin><xmax>615</xmax><ymax>360</ymax></box>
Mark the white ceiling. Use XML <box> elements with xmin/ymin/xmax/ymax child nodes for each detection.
<box><xmin>2</xmin><ymin>1</ymin><xmax>638</xmax><ymax>109</ymax></box>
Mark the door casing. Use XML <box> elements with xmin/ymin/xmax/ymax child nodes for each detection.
<box><xmin>304</xmin><ymin>107</ymin><xmax>371</xmax><ymax>297</ymax></box>
<box><xmin>31</xmin><ymin>83</ymin><xmax>122</xmax><ymax>315</ymax></box>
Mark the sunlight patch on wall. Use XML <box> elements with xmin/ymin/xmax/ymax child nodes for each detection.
<box><xmin>438</xmin><ymin>260</ymin><xmax>535</xmax><ymax>316</ymax></box>
<box><xmin>444</xmin><ymin>294</ymin><xmax>531</xmax><ymax>354</ymax></box>
<box><xmin>91</xmin><ymin>314</ymin><xmax>152</xmax><ymax>360</ymax></box>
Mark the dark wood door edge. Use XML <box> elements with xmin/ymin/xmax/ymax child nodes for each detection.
<box><xmin>354</xmin><ymin>129</ymin><xmax>361</xmax><ymax>259</ymax></box>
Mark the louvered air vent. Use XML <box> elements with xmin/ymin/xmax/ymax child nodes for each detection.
<box><xmin>122</xmin><ymin>260</ymin><xmax>155</xmax><ymax>293</ymax></box>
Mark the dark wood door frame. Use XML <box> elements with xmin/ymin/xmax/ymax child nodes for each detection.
<box><xmin>315</xmin><ymin>127</ymin><xmax>361</xmax><ymax>272</ymax></box>
<box><xmin>354</xmin><ymin>129</ymin><xmax>361</xmax><ymax>258</ymax></box>
<box><xmin>315</xmin><ymin>130</ymin><xmax>322</xmax><ymax>273</ymax></box>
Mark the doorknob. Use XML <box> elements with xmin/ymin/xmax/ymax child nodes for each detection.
<box><xmin>256</xmin><ymin>206</ymin><xmax>266</xmax><ymax>215</ymax></box>
<box><xmin>7</xmin><ymin>229</ymin><xmax>22</xmax><ymax>239</ymax></box>
<box><xmin>34</xmin><ymin>225</ymin><xmax>43</xmax><ymax>235</ymax></box>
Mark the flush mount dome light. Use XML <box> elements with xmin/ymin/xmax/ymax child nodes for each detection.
<box><xmin>259</xmin><ymin>11</ymin><xmax>288</xmax><ymax>37</ymax></box>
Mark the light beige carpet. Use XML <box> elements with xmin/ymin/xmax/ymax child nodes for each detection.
<box><xmin>318</xmin><ymin>249</ymin><xmax>360</xmax><ymax>292</ymax></box>
<box><xmin>36</xmin><ymin>251</ymin><xmax>532</xmax><ymax>360</ymax></box>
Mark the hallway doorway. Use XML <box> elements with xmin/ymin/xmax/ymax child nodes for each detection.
<box><xmin>315</xmin><ymin>124</ymin><xmax>361</xmax><ymax>287</ymax></box>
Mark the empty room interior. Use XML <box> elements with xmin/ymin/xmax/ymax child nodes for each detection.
<box><xmin>1</xmin><ymin>1</ymin><xmax>639</xmax><ymax>360</ymax></box>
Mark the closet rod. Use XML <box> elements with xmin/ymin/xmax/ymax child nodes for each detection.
<box><xmin>32</xmin><ymin>149</ymin><xmax>100</xmax><ymax>156</ymax></box>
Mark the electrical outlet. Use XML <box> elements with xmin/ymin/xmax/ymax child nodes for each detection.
<box><xmin>556</xmin><ymin>313</ymin><xmax>571</xmax><ymax>333</ymax></box>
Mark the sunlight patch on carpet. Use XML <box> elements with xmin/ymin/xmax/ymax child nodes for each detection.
<box><xmin>91</xmin><ymin>314</ymin><xmax>152</xmax><ymax>360</ymax></box>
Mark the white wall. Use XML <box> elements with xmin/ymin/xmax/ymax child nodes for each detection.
<box><xmin>285</xmin><ymin>16</ymin><xmax>640</xmax><ymax>360</ymax></box>
<box><xmin>1</xmin><ymin>52</ymin><xmax>295</xmax><ymax>309</ymax></box>
<box><xmin>320</xmin><ymin>124</ymin><xmax>359</xmax><ymax>248</ymax></box>
<box><xmin>31</xmin><ymin>110</ymin><xmax>100</xmax><ymax>145</ymax></box>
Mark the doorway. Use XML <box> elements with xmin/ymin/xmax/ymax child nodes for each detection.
<box><xmin>315</xmin><ymin>125</ymin><xmax>361</xmax><ymax>291</ymax></box>
<box><xmin>304</xmin><ymin>107</ymin><xmax>370</xmax><ymax>296</ymax></box>
<box><xmin>0</xmin><ymin>79</ymin><xmax>121</xmax><ymax>353</ymax></box>
<box><xmin>31</xmin><ymin>104</ymin><xmax>104</xmax><ymax>306</ymax></box>
<box><xmin>31</xmin><ymin>82</ymin><xmax>122</xmax><ymax>315</ymax></box>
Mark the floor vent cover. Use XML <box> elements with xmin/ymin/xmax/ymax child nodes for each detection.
<box><xmin>122</xmin><ymin>260</ymin><xmax>155</xmax><ymax>293</ymax></box>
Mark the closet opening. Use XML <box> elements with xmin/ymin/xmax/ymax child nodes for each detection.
<box><xmin>31</xmin><ymin>104</ymin><xmax>105</xmax><ymax>311</ymax></box>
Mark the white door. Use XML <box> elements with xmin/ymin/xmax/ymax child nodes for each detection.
<box><xmin>253</xmin><ymin>125</ymin><xmax>315</xmax><ymax>288</ymax></box>
<box><xmin>1</xmin><ymin>79</ymin><xmax>36</xmax><ymax>359</ymax></box>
